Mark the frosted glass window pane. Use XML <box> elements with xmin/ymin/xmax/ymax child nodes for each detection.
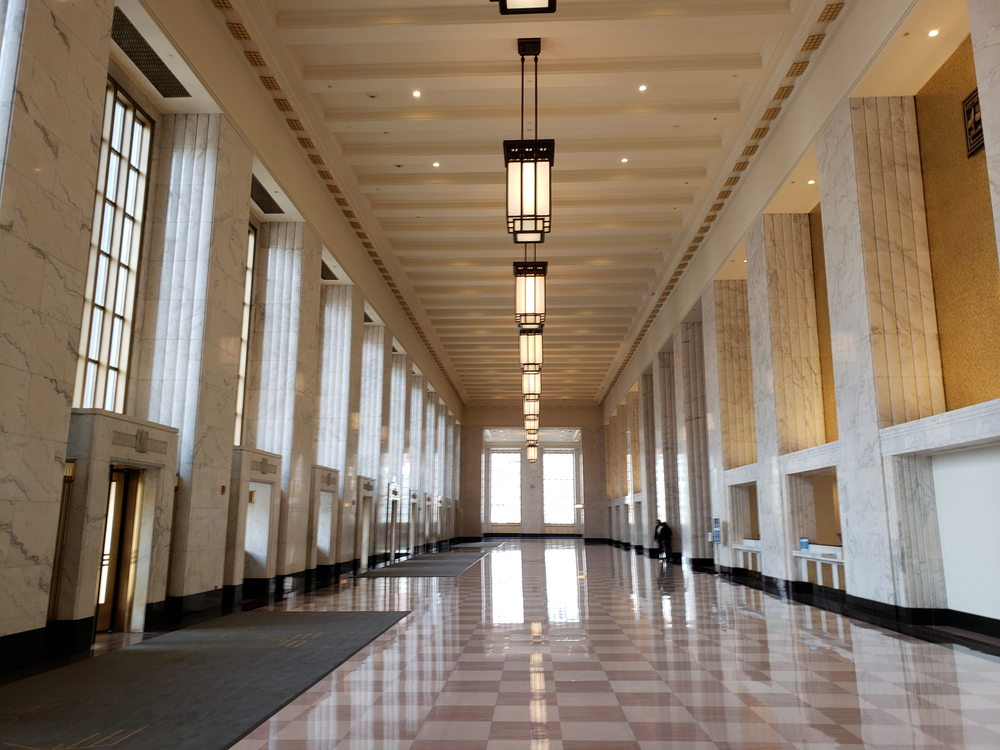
<box><xmin>490</xmin><ymin>451</ymin><xmax>521</xmax><ymax>524</ymax></box>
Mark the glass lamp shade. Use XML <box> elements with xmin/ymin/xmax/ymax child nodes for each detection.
<box><xmin>491</xmin><ymin>0</ymin><xmax>556</xmax><ymax>14</ymax></box>
<box><xmin>526</xmin><ymin>445</ymin><xmax>539</xmax><ymax>462</ymax></box>
<box><xmin>523</xmin><ymin>397</ymin><xmax>540</xmax><ymax>417</ymax></box>
<box><xmin>504</xmin><ymin>140</ymin><xmax>554</xmax><ymax>243</ymax></box>
<box><xmin>522</xmin><ymin>370</ymin><xmax>541</xmax><ymax>396</ymax></box>
<box><xmin>519</xmin><ymin>330</ymin><xmax>543</xmax><ymax>372</ymax></box>
<box><xmin>514</xmin><ymin>261</ymin><xmax>546</xmax><ymax>331</ymax></box>
<box><xmin>524</xmin><ymin>415</ymin><xmax>539</xmax><ymax>431</ymax></box>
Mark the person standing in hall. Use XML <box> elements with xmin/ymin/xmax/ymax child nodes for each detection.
<box><xmin>654</xmin><ymin>519</ymin><xmax>673</xmax><ymax>561</ymax></box>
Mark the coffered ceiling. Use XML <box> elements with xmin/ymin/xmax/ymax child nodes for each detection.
<box><xmin>218</xmin><ymin>0</ymin><xmax>845</xmax><ymax>407</ymax></box>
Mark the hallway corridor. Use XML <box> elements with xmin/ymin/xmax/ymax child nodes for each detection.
<box><xmin>233</xmin><ymin>541</ymin><xmax>1000</xmax><ymax>750</ymax></box>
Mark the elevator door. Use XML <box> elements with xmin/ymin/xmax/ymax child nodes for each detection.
<box><xmin>96</xmin><ymin>468</ymin><xmax>143</xmax><ymax>632</ymax></box>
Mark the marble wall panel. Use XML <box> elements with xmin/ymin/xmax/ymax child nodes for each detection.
<box><xmin>458</xmin><ymin>420</ymin><xmax>483</xmax><ymax>539</ymax></box>
<box><xmin>652</xmin><ymin>349</ymin><xmax>681</xmax><ymax>540</ymax></box>
<box><xmin>968</xmin><ymin>0</ymin><xmax>1000</xmax><ymax>263</ymax></box>
<box><xmin>638</xmin><ymin>373</ymin><xmax>659</xmax><ymax>549</ymax></box>
<box><xmin>0</xmin><ymin>0</ymin><xmax>115</xmax><ymax>639</ymax></box>
<box><xmin>311</xmin><ymin>466</ymin><xmax>339</xmax><ymax>570</ymax></box>
<box><xmin>137</xmin><ymin>113</ymin><xmax>253</xmax><ymax>599</ymax></box>
<box><xmin>243</xmin><ymin>222</ymin><xmax>321</xmax><ymax>577</ymax></box>
<box><xmin>58</xmin><ymin>411</ymin><xmax>178</xmax><ymax>626</ymax></box>
<box><xmin>817</xmin><ymin>98</ymin><xmax>946</xmax><ymax>605</ymax></box>
<box><xmin>674</xmin><ymin>324</ymin><xmax>712</xmax><ymax>561</ymax></box>
<box><xmin>701</xmin><ymin>283</ymin><xmax>755</xmax><ymax>569</ymax></box>
<box><xmin>224</xmin><ymin>447</ymin><xmax>281</xmax><ymax>588</ymax></box>
<box><xmin>315</xmin><ymin>284</ymin><xmax>363</xmax><ymax>566</ymax></box>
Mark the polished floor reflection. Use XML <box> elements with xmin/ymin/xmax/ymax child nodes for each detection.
<box><xmin>233</xmin><ymin>541</ymin><xmax>1000</xmax><ymax>750</ymax></box>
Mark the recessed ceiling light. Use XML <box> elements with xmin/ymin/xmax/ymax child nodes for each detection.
<box><xmin>621</xmin><ymin>158</ymin><xmax>628</xmax><ymax>163</ymax></box>
<box><xmin>413</xmin><ymin>90</ymin><xmax>421</xmax><ymax>97</ymax></box>
<box><xmin>433</xmin><ymin>162</ymin><xmax>440</xmax><ymax>167</ymax></box>
<box><xmin>639</xmin><ymin>85</ymin><xmax>647</xmax><ymax>91</ymax></box>
<box><xmin>928</xmin><ymin>29</ymin><xmax>939</xmax><ymax>37</ymax></box>
<box><xmin>808</xmin><ymin>179</ymin><xmax>816</xmax><ymax>185</ymax></box>
<box><xmin>743</xmin><ymin>259</ymin><xmax>747</xmax><ymax>263</ymax></box>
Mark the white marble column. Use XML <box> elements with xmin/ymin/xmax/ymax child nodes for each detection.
<box><xmin>744</xmin><ymin>213</ymin><xmax>828</xmax><ymax>584</ymax></box>
<box><xmin>387</xmin><ymin>352</ymin><xmax>411</xmax><ymax>553</ymax></box>
<box><xmin>701</xmin><ymin>281</ymin><xmax>756</xmax><ymax>569</ymax></box>
<box><xmin>423</xmin><ymin>387</ymin><xmax>437</xmax><ymax>544</ymax></box>
<box><xmin>817</xmin><ymin>97</ymin><xmax>946</xmax><ymax>606</ymax></box>
<box><xmin>316</xmin><ymin>284</ymin><xmax>363</xmax><ymax>568</ymax></box>
<box><xmin>140</xmin><ymin>114</ymin><xmax>254</xmax><ymax>604</ymax></box>
<box><xmin>638</xmin><ymin>373</ymin><xmax>659</xmax><ymax>551</ymax></box>
<box><xmin>652</xmin><ymin>350</ymin><xmax>681</xmax><ymax>552</ymax></box>
<box><xmin>0</xmin><ymin>0</ymin><xmax>114</xmax><ymax>649</ymax></box>
<box><xmin>406</xmin><ymin>372</ymin><xmax>425</xmax><ymax>521</ymax></box>
<box><xmin>458</xmin><ymin>419</ymin><xmax>483</xmax><ymax>539</ymax></box>
<box><xmin>969</xmin><ymin>0</ymin><xmax>1000</xmax><ymax>261</ymax></box>
<box><xmin>581</xmin><ymin>426</ymin><xmax>609</xmax><ymax>539</ymax></box>
<box><xmin>625</xmin><ymin>387</ymin><xmax>643</xmax><ymax>546</ymax></box>
<box><xmin>674</xmin><ymin>322</ymin><xmax>713</xmax><ymax>562</ymax></box>
<box><xmin>243</xmin><ymin>222</ymin><xmax>321</xmax><ymax>579</ymax></box>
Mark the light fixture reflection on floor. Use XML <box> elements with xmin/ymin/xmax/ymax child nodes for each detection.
<box><xmin>490</xmin><ymin>0</ymin><xmax>556</xmax><ymax>16</ymax></box>
<box><xmin>514</xmin><ymin>261</ymin><xmax>546</xmax><ymax>331</ymax></box>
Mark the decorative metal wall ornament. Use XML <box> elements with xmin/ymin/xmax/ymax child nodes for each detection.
<box><xmin>504</xmin><ymin>38</ymin><xmax>553</xmax><ymax>244</ymax></box>
<box><xmin>514</xmin><ymin>261</ymin><xmax>547</xmax><ymax>331</ymax></box>
<box><xmin>965</xmin><ymin>89</ymin><xmax>984</xmax><ymax>158</ymax></box>
<box><xmin>490</xmin><ymin>0</ymin><xmax>556</xmax><ymax>15</ymax></box>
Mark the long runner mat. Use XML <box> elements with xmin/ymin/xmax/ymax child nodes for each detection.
<box><xmin>0</xmin><ymin>610</ymin><xmax>408</xmax><ymax>750</ymax></box>
<box><xmin>360</xmin><ymin>551</ymin><xmax>486</xmax><ymax>577</ymax></box>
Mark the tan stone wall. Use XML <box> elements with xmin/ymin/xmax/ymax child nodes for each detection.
<box><xmin>917</xmin><ymin>36</ymin><xmax>1000</xmax><ymax>410</ymax></box>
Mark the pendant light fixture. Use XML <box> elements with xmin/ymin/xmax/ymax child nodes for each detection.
<box><xmin>514</xmin><ymin>261</ymin><xmax>546</xmax><ymax>331</ymax></box>
<box><xmin>490</xmin><ymin>0</ymin><xmax>556</xmax><ymax>15</ymax></box>
<box><xmin>527</xmin><ymin>445</ymin><xmax>539</xmax><ymax>462</ymax></box>
<box><xmin>519</xmin><ymin>329</ymin><xmax>543</xmax><ymax>372</ymax></box>
<box><xmin>522</xmin><ymin>370</ymin><xmax>541</xmax><ymax>397</ymax></box>
<box><xmin>524</xmin><ymin>415</ymin><xmax>539</xmax><ymax>431</ymax></box>
<box><xmin>523</xmin><ymin>397</ymin><xmax>540</xmax><ymax>417</ymax></box>
<box><xmin>505</xmin><ymin>39</ymin><xmax>553</xmax><ymax>244</ymax></box>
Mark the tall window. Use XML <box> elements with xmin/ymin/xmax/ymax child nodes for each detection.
<box><xmin>76</xmin><ymin>82</ymin><xmax>152</xmax><ymax>412</ymax></box>
<box><xmin>234</xmin><ymin>224</ymin><xmax>256</xmax><ymax>444</ymax></box>
<box><xmin>490</xmin><ymin>451</ymin><xmax>521</xmax><ymax>524</ymax></box>
<box><xmin>543</xmin><ymin>452</ymin><xmax>575</xmax><ymax>524</ymax></box>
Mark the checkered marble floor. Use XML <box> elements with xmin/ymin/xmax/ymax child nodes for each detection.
<box><xmin>232</xmin><ymin>541</ymin><xmax>1000</xmax><ymax>750</ymax></box>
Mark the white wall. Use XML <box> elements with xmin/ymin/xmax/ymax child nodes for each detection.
<box><xmin>932</xmin><ymin>444</ymin><xmax>1000</xmax><ymax>621</ymax></box>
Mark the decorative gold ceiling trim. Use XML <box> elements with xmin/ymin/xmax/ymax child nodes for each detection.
<box><xmin>600</xmin><ymin>1</ymin><xmax>847</xmax><ymax>405</ymax></box>
<box><xmin>208</xmin><ymin>0</ymin><xmax>460</xmax><ymax>400</ymax></box>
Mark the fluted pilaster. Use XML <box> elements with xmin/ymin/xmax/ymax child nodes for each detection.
<box><xmin>141</xmin><ymin>113</ymin><xmax>253</xmax><ymax>597</ymax></box>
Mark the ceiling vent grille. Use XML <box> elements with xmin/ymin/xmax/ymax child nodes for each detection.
<box><xmin>250</xmin><ymin>175</ymin><xmax>284</xmax><ymax>215</ymax></box>
<box><xmin>111</xmin><ymin>8</ymin><xmax>191</xmax><ymax>98</ymax></box>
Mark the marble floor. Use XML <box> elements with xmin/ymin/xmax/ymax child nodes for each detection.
<box><xmin>230</xmin><ymin>540</ymin><xmax>1000</xmax><ymax>750</ymax></box>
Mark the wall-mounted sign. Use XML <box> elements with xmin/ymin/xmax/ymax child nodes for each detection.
<box><xmin>965</xmin><ymin>89</ymin><xmax>984</xmax><ymax>158</ymax></box>
<box><xmin>800</xmin><ymin>537</ymin><xmax>810</xmax><ymax>551</ymax></box>
<box><xmin>713</xmin><ymin>518</ymin><xmax>721</xmax><ymax>545</ymax></box>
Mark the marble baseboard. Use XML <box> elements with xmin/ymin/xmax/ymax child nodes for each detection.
<box><xmin>712</xmin><ymin>568</ymin><xmax>1000</xmax><ymax>657</ymax></box>
<box><xmin>483</xmin><ymin>532</ymin><xmax>584</xmax><ymax>540</ymax></box>
<box><xmin>688</xmin><ymin>557</ymin><xmax>716</xmax><ymax>574</ymax></box>
<box><xmin>164</xmin><ymin>589</ymin><xmax>224</xmax><ymax>626</ymax></box>
<box><xmin>44</xmin><ymin>617</ymin><xmax>95</xmax><ymax>657</ymax></box>
<box><xmin>241</xmin><ymin>577</ymin><xmax>277</xmax><ymax>607</ymax></box>
<box><xmin>221</xmin><ymin>584</ymin><xmax>242</xmax><ymax>615</ymax></box>
<box><xmin>0</xmin><ymin>626</ymin><xmax>47</xmax><ymax>676</ymax></box>
<box><xmin>584</xmin><ymin>537</ymin><xmax>615</xmax><ymax>546</ymax></box>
